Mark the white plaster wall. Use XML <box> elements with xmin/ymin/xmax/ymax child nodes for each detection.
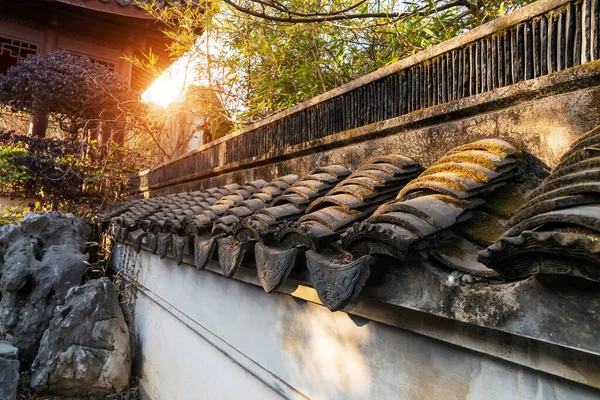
<box><xmin>118</xmin><ymin>246</ymin><xmax>600</xmax><ymax>400</ymax></box>
<box><xmin>134</xmin><ymin>293</ymin><xmax>285</xmax><ymax>400</ymax></box>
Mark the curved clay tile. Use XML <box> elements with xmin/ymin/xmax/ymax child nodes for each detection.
<box><xmin>234</xmin><ymin>165</ymin><xmax>351</xmax><ymax>240</ymax></box>
<box><xmin>299</xmin><ymin>139</ymin><xmax>519</xmax><ymax>311</ymax></box>
<box><xmin>478</xmin><ymin>127</ymin><xmax>600</xmax><ymax>282</ymax></box>
<box><xmin>108</xmin><ymin>197</ymin><xmax>167</xmax><ymax>249</ymax></box>
<box><xmin>98</xmin><ymin>200</ymin><xmax>137</xmax><ymax>224</ymax></box>
<box><xmin>248</xmin><ymin>154</ymin><xmax>419</xmax><ymax>305</ymax></box>
<box><xmin>139</xmin><ymin>188</ymin><xmax>234</xmax><ymax>258</ymax></box>
<box><xmin>183</xmin><ymin>181</ymin><xmax>264</xmax><ymax>236</ymax></box>
<box><xmin>211</xmin><ymin>175</ymin><xmax>299</xmax><ymax>237</ymax></box>
<box><xmin>111</xmin><ymin>182</ymin><xmax>259</xmax><ymax>265</ymax></box>
<box><xmin>158</xmin><ymin>180</ymin><xmax>266</xmax><ymax>265</ymax></box>
<box><xmin>216</xmin><ymin>165</ymin><xmax>351</xmax><ymax>279</ymax></box>
<box><xmin>177</xmin><ymin>177</ymin><xmax>298</xmax><ymax>269</ymax></box>
<box><xmin>277</xmin><ymin>155</ymin><xmax>421</xmax><ymax>250</ymax></box>
<box><xmin>248</xmin><ymin>156</ymin><xmax>419</xmax><ymax>294</ymax></box>
<box><xmin>340</xmin><ymin>139</ymin><xmax>517</xmax><ymax>259</ymax></box>
<box><xmin>131</xmin><ymin>194</ymin><xmax>212</xmax><ymax>255</ymax></box>
<box><xmin>183</xmin><ymin>174</ymin><xmax>301</xmax><ymax>271</ymax></box>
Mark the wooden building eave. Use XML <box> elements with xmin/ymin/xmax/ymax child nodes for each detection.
<box><xmin>49</xmin><ymin>0</ymin><xmax>156</xmax><ymax>19</ymax></box>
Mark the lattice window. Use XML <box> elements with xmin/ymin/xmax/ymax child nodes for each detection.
<box><xmin>0</xmin><ymin>37</ymin><xmax>38</xmax><ymax>62</ymax></box>
<box><xmin>68</xmin><ymin>51</ymin><xmax>116</xmax><ymax>72</ymax></box>
<box><xmin>88</xmin><ymin>57</ymin><xmax>116</xmax><ymax>72</ymax></box>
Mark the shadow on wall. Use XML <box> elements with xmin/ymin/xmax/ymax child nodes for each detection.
<box><xmin>272</xmin><ymin>293</ymin><xmax>600</xmax><ymax>400</ymax></box>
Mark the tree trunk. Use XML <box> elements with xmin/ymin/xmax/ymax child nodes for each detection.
<box><xmin>29</xmin><ymin>112</ymin><xmax>48</xmax><ymax>138</ymax></box>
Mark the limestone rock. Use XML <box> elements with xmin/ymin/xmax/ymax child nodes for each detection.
<box><xmin>0</xmin><ymin>341</ymin><xmax>19</xmax><ymax>400</ymax></box>
<box><xmin>0</xmin><ymin>340</ymin><xmax>19</xmax><ymax>359</ymax></box>
<box><xmin>0</xmin><ymin>212</ymin><xmax>91</xmax><ymax>364</ymax></box>
<box><xmin>30</xmin><ymin>278</ymin><xmax>131</xmax><ymax>396</ymax></box>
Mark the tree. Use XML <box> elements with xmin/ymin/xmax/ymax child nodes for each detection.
<box><xmin>0</xmin><ymin>50</ymin><xmax>139</xmax><ymax>139</ymax></box>
<box><xmin>137</xmin><ymin>0</ymin><xmax>533</xmax><ymax>125</ymax></box>
<box><xmin>0</xmin><ymin>51</ymin><xmax>173</xmax><ymax>213</ymax></box>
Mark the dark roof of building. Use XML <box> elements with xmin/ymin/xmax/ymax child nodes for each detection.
<box><xmin>50</xmin><ymin>0</ymin><xmax>194</xmax><ymax>18</ymax></box>
<box><xmin>99</xmin><ymin>131</ymin><xmax>600</xmax><ymax>312</ymax></box>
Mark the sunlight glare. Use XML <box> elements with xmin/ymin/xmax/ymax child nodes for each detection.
<box><xmin>142</xmin><ymin>55</ymin><xmax>198</xmax><ymax>108</ymax></box>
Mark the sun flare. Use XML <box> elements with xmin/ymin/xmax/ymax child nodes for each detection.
<box><xmin>142</xmin><ymin>55</ymin><xmax>197</xmax><ymax>108</ymax></box>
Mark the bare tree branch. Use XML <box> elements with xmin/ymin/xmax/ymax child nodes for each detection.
<box><xmin>219</xmin><ymin>0</ymin><xmax>468</xmax><ymax>23</ymax></box>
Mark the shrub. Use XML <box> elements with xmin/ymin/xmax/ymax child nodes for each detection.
<box><xmin>0</xmin><ymin>130</ymin><xmax>138</xmax><ymax>216</ymax></box>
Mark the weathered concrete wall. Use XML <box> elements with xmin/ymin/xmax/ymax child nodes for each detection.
<box><xmin>119</xmin><ymin>2</ymin><xmax>600</xmax><ymax>397</ymax></box>
<box><xmin>139</xmin><ymin>65</ymin><xmax>600</xmax><ymax>197</ymax></box>
<box><xmin>114</xmin><ymin>245</ymin><xmax>600</xmax><ymax>400</ymax></box>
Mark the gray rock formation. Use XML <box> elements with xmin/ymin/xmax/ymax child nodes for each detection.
<box><xmin>0</xmin><ymin>212</ymin><xmax>92</xmax><ymax>364</ymax></box>
<box><xmin>0</xmin><ymin>341</ymin><xmax>19</xmax><ymax>400</ymax></box>
<box><xmin>30</xmin><ymin>278</ymin><xmax>130</xmax><ymax>396</ymax></box>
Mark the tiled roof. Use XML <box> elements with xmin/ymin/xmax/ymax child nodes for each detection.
<box><xmin>100</xmin><ymin>132</ymin><xmax>600</xmax><ymax>312</ymax></box>
<box><xmin>479</xmin><ymin>127</ymin><xmax>600</xmax><ymax>281</ymax></box>
<box><xmin>218</xmin><ymin>165</ymin><xmax>350</xmax><ymax>277</ymax></box>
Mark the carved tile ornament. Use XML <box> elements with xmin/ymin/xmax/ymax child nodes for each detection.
<box><xmin>216</xmin><ymin>166</ymin><xmax>349</xmax><ymax>284</ymax></box>
<box><xmin>146</xmin><ymin>232</ymin><xmax>157</xmax><ymax>254</ymax></box>
<box><xmin>254</xmin><ymin>242</ymin><xmax>300</xmax><ymax>293</ymax></box>
<box><xmin>281</xmin><ymin>142</ymin><xmax>516</xmax><ymax>309</ymax></box>
<box><xmin>193</xmin><ymin>235</ymin><xmax>216</xmax><ymax>270</ymax></box>
<box><xmin>187</xmin><ymin>175</ymin><xmax>301</xmax><ymax>270</ymax></box>
<box><xmin>305</xmin><ymin>250</ymin><xmax>374</xmax><ymax>311</ymax></box>
<box><xmin>266</xmin><ymin>154</ymin><xmax>421</xmax><ymax>308</ymax></box>
<box><xmin>106</xmin><ymin>181</ymin><xmax>264</xmax><ymax>259</ymax></box>
<box><xmin>212</xmin><ymin>166</ymin><xmax>349</xmax><ymax>286</ymax></box>
<box><xmin>479</xmin><ymin>127</ymin><xmax>600</xmax><ymax>282</ymax></box>
<box><xmin>340</xmin><ymin>139</ymin><xmax>518</xmax><ymax>260</ymax></box>
<box><xmin>171</xmin><ymin>234</ymin><xmax>189</xmax><ymax>265</ymax></box>
<box><xmin>157</xmin><ymin>232</ymin><xmax>172</xmax><ymax>259</ymax></box>
<box><xmin>128</xmin><ymin>229</ymin><xmax>146</xmax><ymax>253</ymax></box>
<box><xmin>181</xmin><ymin>180</ymin><xmax>267</xmax><ymax>269</ymax></box>
<box><xmin>217</xmin><ymin>238</ymin><xmax>255</xmax><ymax>278</ymax></box>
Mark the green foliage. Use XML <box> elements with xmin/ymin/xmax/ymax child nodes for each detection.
<box><xmin>0</xmin><ymin>131</ymin><xmax>140</xmax><ymax>216</ymax></box>
<box><xmin>138</xmin><ymin>0</ymin><xmax>534</xmax><ymax>125</ymax></box>
<box><xmin>0</xmin><ymin>145</ymin><xmax>32</xmax><ymax>193</ymax></box>
<box><xmin>0</xmin><ymin>51</ymin><xmax>164</xmax><ymax>217</ymax></box>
